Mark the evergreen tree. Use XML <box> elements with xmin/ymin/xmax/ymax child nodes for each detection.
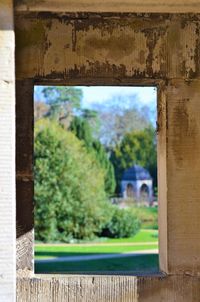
<box><xmin>111</xmin><ymin>126</ymin><xmax>157</xmax><ymax>193</ymax></box>
<box><xmin>42</xmin><ymin>86</ymin><xmax>83</xmax><ymax>128</ymax></box>
<box><xmin>92</xmin><ymin>140</ymin><xmax>116</xmax><ymax>196</ymax></box>
<box><xmin>70</xmin><ymin>116</ymin><xmax>116</xmax><ymax>195</ymax></box>
<box><xmin>70</xmin><ymin>116</ymin><xmax>93</xmax><ymax>149</ymax></box>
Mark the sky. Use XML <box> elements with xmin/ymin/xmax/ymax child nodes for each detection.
<box><xmin>34</xmin><ymin>86</ymin><xmax>157</xmax><ymax>109</ymax></box>
<box><xmin>80</xmin><ymin>86</ymin><xmax>156</xmax><ymax>108</ymax></box>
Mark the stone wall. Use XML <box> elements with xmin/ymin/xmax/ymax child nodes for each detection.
<box><xmin>13</xmin><ymin>4</ymin><xmax>200</xmax><ymax>302</ymax></box>
<box><xmin>15</xmin><ymin>13</ymin><xmax>200</xmax><ymax>81</ymax></box>
<box><xmin>17</xmin><ymin>274</ymin><xmax>200</xmax><ymax>302</ymax></box>
<box><xmin>0</xmin><ymin>1</ymin><xmax>16</xmax><ymax>301</ymax></box>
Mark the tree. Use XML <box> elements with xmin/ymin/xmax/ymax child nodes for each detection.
<box><xmin>70</xmin><ymin>116</ymin><xmax>94</xmax><ymax>149</ymax></box>
<box><xmin>34</xmin><ymin>101</ymin><xmax>49</xmax><ymax>121</ymax></box>
<box><xmin>70</xmin><ymin>116</ymin><xmax>116</xmax><ymax>195</ymax></box>
<box><xmin>34</xmin><ymin>119</ymin><xmax>112</xmax><ymax>242</ymax></box>
<box><xmin>92</xmin><ymin>100</ymin><xmax>152</xmax><ymax>147</ymax></box>
<box><xmin>92</xmin><ymin>140</ymin><xmax>116</xmax><ymax>196</ymax></box>
<box><xmin>42</xmin><ymin>86</ymin><xmax>83</xmax><ymax>128</ymax></box>
<box><xmin>111</xmin><ymin>126</ymin><xmax>157</xmax><ymax>192</ymax></box>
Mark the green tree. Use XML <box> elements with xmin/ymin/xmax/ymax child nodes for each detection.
<box><xmin>34</xmin><ymin>101</ymin><xmax>49</xmax><ymax>121</ymax></box>
<box><xmin>92</xmin><ymin>96</ymin><xmax>152</xmax><ymax>148</ymax></box>
<box><xmin>81</xmin><ymin>108</ymin><xmax>100</xmax><ymax>137</ymax></box>
<box><xmin>34</xmin><ymin>119</ymin><xmax>111</xmax><ymax>242</ymax></box>
<box><xmin>42</xmin><ymin>86</ymin><xmax>83</xmax><ymax>127</ymax></box>
<box><xmin>92</xmin><ymin>140</ymin><xmax>116</xmax><ymax>196</ymax></box>
<box><xmin>70</xmin><ymin>116</ymin><xmax>94</xmax><ymax>149</ymax></box>
<box><xmin>70</xmin><ymin>116</ymin><xmax>116</xmax><ymax>196</ymax></box>
<box><xmin>111</xmin><ymin>127</ymin><xmax>157</xmax><ymax>192</ymax></box>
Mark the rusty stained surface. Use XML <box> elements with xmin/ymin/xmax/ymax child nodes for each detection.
<box><xmin>15</xmin><ymin>13</ymin><xmax>200</xmax><ymax>81</ymax></box>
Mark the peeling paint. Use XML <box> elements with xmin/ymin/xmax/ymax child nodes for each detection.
<box><xmin>15</xmin><ymin>13</ymin><xmax>200</xmax><ymax>80</ymax></box>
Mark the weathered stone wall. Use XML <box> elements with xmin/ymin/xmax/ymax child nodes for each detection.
<box><xmin>0</xmin><ymin>1</ymin><xmax>16</xmax><ymax>301</ymax></box>
<box><xmin>166</xmin><ymin>80</ymin><xmax>200</xmax><ymax>274</ymax></box>
<box><xmin>16</xmin><ymin>274</ymin><xmax>200</xmax><ymax>302</ymax></box>
<box><xmin>16</xmin><ymin>80</ymin><xmax>34</xmax><ymax>271</ymax></box>
<box><xmin>14</xmin><ymin>8</ymin><xmax>200</xmax><ymax>302</ymax></box>
<box><xmin>15</xmin><ymin>13</ymin><xmax>200</xmax><ymax>81</ymax></box>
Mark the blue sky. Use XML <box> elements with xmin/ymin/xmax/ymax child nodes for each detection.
<box><xmin>35</xmin><ymin>86</ymin><xmax>156</xmax><ymax>108</ymax></box>
<box><xmin>80</xmin><ymin>86</ymin><xmax>156</xmax><ymax>108</ymax></box>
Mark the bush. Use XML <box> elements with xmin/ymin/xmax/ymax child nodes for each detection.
<box><xmin>34</xmin><ymin>119</ymin><xmax>112</xmax><ymax>242</ymax></box>
<box><xmin>101</xmin><ymin>207</ymin><xmax>141</xmax><ymax>238</ymax></box>
<box><xmin>134</xmin><ymin>206</ymin><xmax>158</xmax><ymax>229</ymax></box>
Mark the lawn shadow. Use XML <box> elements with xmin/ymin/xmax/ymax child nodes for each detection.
<box><xmin>35</xmin><ymin>253</ymin><xmax>159</xmax><ymax>274</ymax></box>
<box><xmin>35</xmin><ymin>251</ymin><xmax>95</xmax><ymax>257</ymax></box>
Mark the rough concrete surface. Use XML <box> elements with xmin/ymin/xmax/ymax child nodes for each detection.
<box><xmin>17</xmin><ymin>274</ymin><xmax>200</xmax><ymax>302</ymax></box>
<box><xmin>16</xmin><ymin>80</ymin><xmax>34</xmax><ymax>271</ymax></box>
<box><xmin>167</xmin><ymin>80</ymin><xmax>200</xmax><ymax>275</ymax></box>
<box><xmin>13</xmin><ymin>6</ymin><xmax>200</xmax><ymax>302</ymax></box>
<box><xmin>15</xmin><ymin>13</ymin><xmax>200</xmax><ymax>81</ymax></box>
<box><xmin>0</xmin><ymin>1</ymin><xmax>16</xmax><ymax>301</ymax></box>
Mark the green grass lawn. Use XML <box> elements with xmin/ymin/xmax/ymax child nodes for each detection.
<box><xmin>35</xmin><ymin>229</ymin><xmax>158</xmax><ymax>259</ymax></box>
<box><xmin>105</xmin><ymin>229</ymin><xmax>158</xmax><ymax>243</ymax></box>
<box><xmin>35</xmin><ymin>229</ymin><xmax>159</xmax><ymax>273</ymax></box>
<box><xmin>35</xmin><ymin>244</ymin><xmax>158</xmax><ymax>259</ymax></box>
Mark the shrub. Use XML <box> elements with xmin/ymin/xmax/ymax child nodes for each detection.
<box><xmin>101</xmin><ymin>207</ymin><xmax>141</xmax><ymax>238</ymax></box>
<box><xmin>134</xmin><ymin>206</ymin><xmax>158</xmax><ymax>230</ymax></box>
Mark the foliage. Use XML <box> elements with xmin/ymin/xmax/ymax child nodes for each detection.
<box><xmin>70</xmin><ymin>116</ymin><xmax>116</xmax><ymax>195</ymax></box>
<box><xmin>34</xmin><ymin>119</ymin><xmax>112</xmax><ymax>242</ymax></box>
<box><xmin>70</xmin><ymin>116</ymin><xmax>94</xmax><ymax>148</ymax></box>
<box><xmin>111</xmin><ymin>126</ymin><xmax>157</xmax><ymax>191</ymax></box>
<box><xmin>133</xmin><ymin>206</ymin><xmax>158</xmax><ymax>230</ymax></box>
<box><xmin>92</xmin><ymin>140</ymin><xmax>116</xmax><ymax>195</ymax></box>
<box><xmin>101</xmin><ymin>207</ymin><xmax>141</xmax><ymax>238</ymax></box>
<box><xmin>81</xmin><ymin>108</ymin><xmax>101</xmax><ymax>137</ymax></box>
<box><xmin>105</xmin><ymin>229</ymin><xmax>158</xmax><ymax>243</ymax></box>
<box><xmin>34</xmin><ymin>101</ymin><xmax>49</xmax><ymax>121</ymax></box>
<box><xmin>41</xmin><ymin>86</ymin><xmax>83</xmax><ymax>127</ymax></box>
<box><xmin>92</xmin><ymin>97</ymin><xmax>153</xmax><ymax>147</ymax></box>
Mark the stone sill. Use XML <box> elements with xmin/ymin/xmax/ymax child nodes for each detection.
<box><xmin>17</xmin><ymin>273</ymin><xmax>200</xmax><ymax>302</ymax></box>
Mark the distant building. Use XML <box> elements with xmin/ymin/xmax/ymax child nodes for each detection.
<box><xmin>121</xmin><ymin>165</ymin><xmax>153</xmax><ymax>203</ymax></box>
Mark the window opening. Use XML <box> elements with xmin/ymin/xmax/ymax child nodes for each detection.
<box><xmin>34</xmin><ymin>85</ymin><xmax>158</xmax><ymax>274</ymax></box>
